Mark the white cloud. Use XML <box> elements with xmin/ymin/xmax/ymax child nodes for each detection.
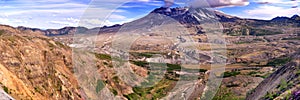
<box><xmin>254</xmin><ymin>0</ymin><xmax>295</xmax><ymax>4</ymax></box>
<box><xmin>188</xmin><ymin>0</ymin><xmax>249</xmax><ymax>8</ymax></box>
<box><xmin>48</xmin><ymin>21</ymin><xmax>75</xmax><ymax>26</ymax></box>
<box><xmin>243</xmin><ymin>5</ymin><xmax>299</xmax><ymax>19</ymax></box>
<box><xmin>135</xmin><ymin>0</ymin><xmax>151</xmax><ymax>2</ymax></box>
<box><xmin>253</xmin><ymin>0</ymin><xmax>299</xmax><ymax>8</ymax></box>
<box><xmin>0</xmin><ymin>0</ymin><xmax>132</xmax><ymax>29</ymax></box>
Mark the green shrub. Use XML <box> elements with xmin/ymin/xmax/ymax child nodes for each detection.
<box><xmin>112</xmin><ymin>76</ymin><xmax>120</xmax><ymax>83</ymax></box>
<box><xmin>130</xmin><ymin>52</ymin><xmax>155</xmax><ymax>58</ymax></box>
<box><xmin>264</xmin><ymin>92</ymin><xmax>279</xmax><ymax>100</ymax></box>
<box><xmin>96</xmin><ymin>79</ymin><xmax>105</xmax><ymax>93</ymax></box>
<box><xmin>166</xmin><ymin>63</ymin><xmax>181</xmax><ymax>71</ymax></box>
<box><xmin>296</xmin><ymin>70</ymin><xmax>300</xmax><ymax>75</ymax></box>
<box><xmin>212</xmin><ymin>87</ymin><xmax>244</xmax><ymax>100</ymax></box>
<box><xmin>278</xmin><ymin>80</ymin><xmax>288</xmax><ymax>91</ymax></box>
<box><xmin>0</xmin><ymin>30</ymin><xmax>4</xmax><ymax>36</ymax></box>
<box><xmin>111</xmin><ymin>89</ymin><xmax>118</xmax><ymax>95</ymax></box>
<box><xmin>2</xmin><ymin>86</ymin><xmax>9</xmax><ymax>93</ymax></box>
<box><xmin>124</xmin><ymin>93</ymin><xmax>140</xmax><ymax>100</ymax></box>
<box><xmin>249</xmin><ymin>28</ymin><xmax>283</xmax><ymax>36</ymax></box>
<box><xmin>124</xmin><ymin>79</ymin><xmax>174</xmax><ymax>100</ymax></box>
<box><xmin>248</xmin><ymin>71</ymin><xmax>258</xmax><ymax>76</ymax></box>
<box><xmin>267</xmin><ymin>57</ymin><xmax>291</xmax><ymax>66</ymax></box>
<box><xmin>131</xmin><ymin>61</ymin><xmax>149</xmax><ymax>67</ymax></box>
<box><xmin>223</xmin><ymin>71</ymin><xmax>241</xmax><ymax>78</ymax></box>
<box><xmin>94</xmin><ymin>53</ymin><xmax>111</xmax><ymax>60</ymax></box>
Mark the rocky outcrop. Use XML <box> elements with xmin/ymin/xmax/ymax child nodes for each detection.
<box><xmin>0</xmin><ymin>25</ymin><xmax>83</xmax><ymax>99</ymax></box>
<box><xmin>246</xmin><ymin>54</ymin><xmax>300</xmax><ymax>100</ymax></box>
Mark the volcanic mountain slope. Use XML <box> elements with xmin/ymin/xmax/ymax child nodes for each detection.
<box><xmin>103</xmin><ymin>7</ymin><xmax>300</xmax><ymax>36</ymax></box>
<box><xmin>0</xmin><ymin>25</ymin><xmax>83</xmax><ymax>99</ymax></box>
<box><xmin>47</xmin><ymin>7</ymin><xmax>300</xmax><ymax>51</ymax></box>
<box><xmin>1</xmin><ymin>6</ymin><xmax>300</xmax><ymax>100</ymax></box>
<box><xmin>15</xmin><ymin>7</ymin><xmax>300</xmax><ymax>37</ymax></box>
<box><xmin>90</xmin><ymin>7</ymin><xmax>300</xmax><ymax>64</ymax></box>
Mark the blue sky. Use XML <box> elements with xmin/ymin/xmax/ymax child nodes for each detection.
<box><xmin>0</xmin><ymin>0</ymin><xmax>299</xmax><ymax>29</ymax></box>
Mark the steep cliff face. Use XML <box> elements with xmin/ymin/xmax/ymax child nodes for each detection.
<box><xmin>246</xmin><ymin>52</ymin><xmax>300</xmax><ymax>100</ymax></box>
<box><xmin>0</xmin><ymin>25</ymin><xmax>83</xmax><ymax>99</ymax></box>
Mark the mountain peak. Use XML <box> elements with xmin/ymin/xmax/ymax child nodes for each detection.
<box><xmin>291</xmin><ymin>14</ymin><xmax>300</xmax><ymax>20</ymax></box>
<box><xmin>151</xmin><ymin>7</ymin><xmax>189</xmax><ymax>16</ymax></box>
<box><xmin>271</xmin><ymin>15</ymin><xmax>300</xmax><ymax>22</ymax></box>
<box><xmin>150</xmin><ymin>7</ymin><xmax>241</xmax><ymax>23</ymax></box>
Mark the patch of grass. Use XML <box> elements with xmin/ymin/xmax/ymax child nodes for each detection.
<box><xmin>0</xmin><ymin>30</ymin><xmax>5</xmax><ymax>36</ymax></box>
<box><xmin>131</xmin><ymin>61</ymin><xmax>149</xmax><ymax>67</ymax></box>
<box><xmin>249</xmin><ymin>28</ymin><xmax>283</xmax><ymax>36</ymax></box>
<box><xmin>94</xmin><ymin>53</ymin><xmax>111</xmax><ymax>60</ymax></box>
<box><xmin>222</xmin><ymin>71</ymin><xmax>241</xmax><ymax>78</ymax></box>
<box><xmin>278</xmin><ymin>80</ymin><xmax>288</xmax><ymax>91</ymax></box>
<box><xmin>296</xmin><ymin>70</ymin><xmax>300</xmax><ymax>75</ymax></box>
<box><xmin>267</xmin><ymin>57</ymin><xmax>291</xmax><ymax>67</ymax></box>
<box><xmin>111</xmin><ymin>89</ymin><xmax>118</xmax><ymax>95</ymax></box>
<box><xmin>166</xmin><ymin>63</ymin><xmax>181</xmax><ymax>71</ymax></box>
<box><xmin>264</xmin><ymin>92</ymin><xmax>279</xmax><ymax>100</ymax></box>
<box><xmin>96</xmin><ymin>79</ymin><xmax>105</xmax><ymax>93</ymax></box>
<box><xmin>212</xmin><ymin>86</ymin><xmax>244</xmax><ymax>100</ymax></box>
<box><xmin>124</xmin><ymin>79</ymin><xmax>175</xmax><ymax>100</ymax></box>
<box><xmin>2</xmin><ymin>86</ymin><xmax>9</xmax><ymax>94</ymax></box>
<box><xmin>131</xmin><ymin>61</ymin><xmax>207</xmax><ymax>73</ymax></box>
<box><xmin>130</xmin><ymin>52</ymin><xmax>155</xmax><ymax>58</ymax></box>
<box><xmin>124</xmin><ymin>93</ymin><xmax>140</xmax><ymax>100</ymax></box>
<box><xmin>285</xmin><ymin>90</ymin><xmax>292</xmax><ymax>100</ymax></box>
<box><xmin>235</xmin><ymin>41</ymin><xmax>251</xmax><ymax>44</ymax></box>
<box><xmin>247</xmin><ymin>71</ymin><xmax>259</xmax><ymax>76</ymax></box>
<box><xmin>259</xmin><ymin>73</ymin><xmax>271</xmax><ymax>78</ymax></box>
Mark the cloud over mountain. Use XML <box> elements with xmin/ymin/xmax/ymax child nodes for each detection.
<box><xmin>188</xmin><ymin>0</ymin><xmax>249</xmax><ymax>8</ymax></box>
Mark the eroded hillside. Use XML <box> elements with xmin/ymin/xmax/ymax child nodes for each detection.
<box><xmin>0</xmin><ymin>25</ymin><xmax>82</xmax><ymax>99</ymax></box>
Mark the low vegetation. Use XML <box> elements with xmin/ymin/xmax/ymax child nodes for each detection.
<box><xmin>212</xmin><ymin>86</ymin><xmax>244</xmax><ymax>100</ymax></box>
<box><xmin>96</xmin><ymin>79</ymin><xmax>105</xmax><ymax>93</ymax></box>
<box><xmin>124</xmin><ymin>79</ymin><xmax>175</xmax><ymax>100</ymax></box>
<box><xmin>282</xmin><ymin>37</ymin><xmax>300</xmax><ymax>40</ymax></box>
<box><xmin>131</xmin><ymin>61</ymin><xmax>207</xmax><ymax>73</ymax></box>
<box><xmin>264</xmin><ymin>92</ymin><xmax>279</xmax><ymax>100</ymax></box>
<box><xmin>2</xmin><ymin>85</ymin><xmax>10</xmax><ymax>94</ymax></box>
<box><xmin>222</xmin><ymin>71</ymin><xmax>241</xmax><ymax>78</ymax></box>
<box><xmin>130</xmin><ymin>52</ymin><xmax>155</xmax><ymax>58</ymax></box>
<box><xmin>94</xmin><ymin>53</ymin><xmax>112</xmax><ymax>60</ymax></box>
<box><xmin>0</xmin><ymin>30</ymin><xmax>4</xmax><ymax>36</ymax></box>
<box><xmin>267</xmin><ymin>57</ymin><xmax>291</xmax><ymax>67</ymax></box>
<box><xmin>249</xmin><ymin>28</ymin><xmax>283</xmax><ymax>36</ymax></box>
